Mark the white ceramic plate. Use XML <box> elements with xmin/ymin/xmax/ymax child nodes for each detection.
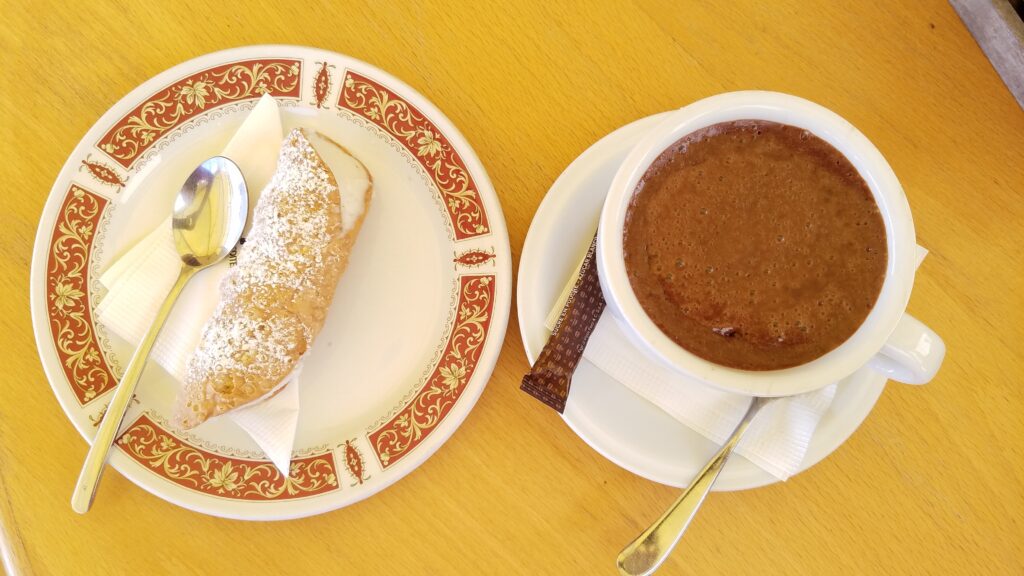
<box><xmin>517</xmin><ymin>113</ymin><xmax>887</xmax><ymax>491</ymax></box>
<box><xmin>31</xmin><ymin>45</ymin><xmax>511</xmax><ymax>519</ymax></box>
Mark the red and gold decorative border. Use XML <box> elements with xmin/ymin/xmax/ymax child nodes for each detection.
<box><xmin>454</xmin><ymin>248</ymin><xmax>496</xmax><ymax>268</ymax></box>
<box><xmin>45</xmin><ymin>185</ymin><xmax>117</xmax><ymax>405</ymax></box>
<box><xmin>339</xmin><ymin>71</ymin><xmax>490</xmax><ymax>240</ymax></box>
<box><xmin>369</xmin><ymin>275</ymin><xmax>495</xmax><ymax>468</ymax></box>
<box><xmin>97</xmin><ymin>59</ymin><xmax>302</xmax><ymax>169</ymax></box>
<box><xmin>312</xmin><ymin>61</ymin><xmax>334</xmax><ymax>109</ymax></box>
<box><xmin>80</xmin><ymin>155</ymin><xmax>127</xmax><ymax>191</ymax></box>
<box><xmin>118</xmin><ymin>414</ymin><xmax>339</xmax><ymax>500</ymax></box>
<box><xmin>342</xmin><ymin>440</ymin><xmax>369</xmax><ymax>486</ymax></box>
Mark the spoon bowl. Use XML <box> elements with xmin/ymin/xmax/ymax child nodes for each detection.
<box><xmin>173</xmin><ymin>156</ymin><xmax>248</xmax><ymax>267</ymax></box>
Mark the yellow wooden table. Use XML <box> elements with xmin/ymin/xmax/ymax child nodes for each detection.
<box><xmin>2</xmin><ymin>1</ymin><xmax>1022</xmax><ymax>574</ymax></box>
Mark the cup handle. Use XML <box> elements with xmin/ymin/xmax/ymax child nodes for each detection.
<box><xmin>867</xmin><ymin>314</ymin><xmax>945</xmax><ymax>385</ymax></box>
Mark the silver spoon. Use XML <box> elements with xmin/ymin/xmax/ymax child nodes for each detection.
<box><xmin>71</xmin><ymin>156</ymin><xmax>247</xmax><ymax>514</ymax></box>
<box><xmin>617</xmin><ymin>396</ymin><xmax>772</xmax><ymax>575</ymax></box>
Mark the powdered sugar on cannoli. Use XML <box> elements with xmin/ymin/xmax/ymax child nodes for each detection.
<box><xmin>176</xmin><ymin>129</ymin><xmax>372</xmax><ymax>428</ymax></box>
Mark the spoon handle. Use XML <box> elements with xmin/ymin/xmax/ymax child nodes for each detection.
<box><xmin>71</xmin><ymin>266</ymin><xmax>195</xmax><ymax>514</ymax></box>
<box><xmin>616</xmin><ymin>396</ymin><xmax>770</xmax><ymax>576</ymax></box>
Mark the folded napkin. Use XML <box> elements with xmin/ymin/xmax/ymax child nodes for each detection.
<box><xmin>545</xmin><ymin>246</ymin><xmax>929</xmax><ymax>480</ymax></box>
<box><xmin>96</xmin><ymin>94</ymin><xmax>300</xmax><ymax>476</ymax></box>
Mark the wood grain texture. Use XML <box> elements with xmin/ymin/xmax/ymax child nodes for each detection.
<box><xmin>1</xmin><ymin>0</ymin><xmax>1021</xmax><ymax>574</ymax></box>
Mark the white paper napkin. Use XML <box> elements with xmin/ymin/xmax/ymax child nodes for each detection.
<box><xmin>546</xmin><ymin>245</ymin><xmax>929</xmax><ymax>480</ymax></box>
<box><xmin>96</xmin><ymin>95</ymin><xmax>299</xmax><ymax>476</ymax></box>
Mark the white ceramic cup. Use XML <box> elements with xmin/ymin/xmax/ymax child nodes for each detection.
<box><xmin>597</xmin><ymin>91</ymin><xmax>945</xmax><ymax>397</ymax></box>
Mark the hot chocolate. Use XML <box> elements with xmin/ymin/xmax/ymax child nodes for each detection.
<box><xmin>622</xmin><ymin>120</ymin><xmax>887</xmax><ymax>370</ymax></box>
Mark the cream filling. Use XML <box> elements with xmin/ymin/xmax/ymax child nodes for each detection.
<box><xmin>308</xmin><ymin>131</ymin><xmax>372</xmax><ymax>233</ymax></box>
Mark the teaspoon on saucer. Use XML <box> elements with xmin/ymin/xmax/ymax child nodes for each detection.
<box><xmin>617</xmin><ymin>396</ymin><xmax>772</xmax><ymax>576</ymax></box>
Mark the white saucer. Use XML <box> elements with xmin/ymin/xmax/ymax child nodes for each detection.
<box><xmin>517</xmin><ymin>113</ymin><xmax>888</xmax><ymax>491</ymax></box>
